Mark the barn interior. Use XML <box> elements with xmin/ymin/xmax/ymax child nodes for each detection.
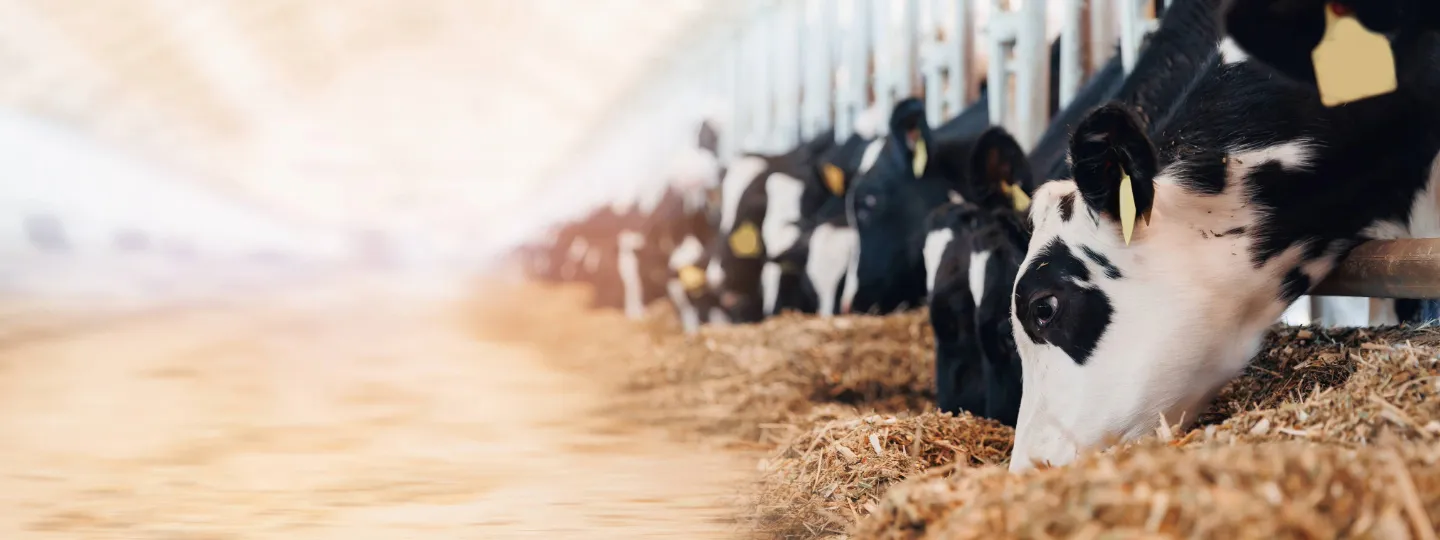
<box><xmin>3</xmin><ymin>0</ymin><xmax>1439</xmax><ymax>539</ymax></box>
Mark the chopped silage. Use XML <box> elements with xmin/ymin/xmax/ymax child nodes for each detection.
<box><xmin>602</xmin><ymin>293</ymin><xmax>1440</xmax><ymax>539</ymax></box>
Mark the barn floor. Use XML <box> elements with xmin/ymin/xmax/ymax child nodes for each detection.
<box><xmin>0</xmin><ymin>275</ymin><xmax>751</xmax><ymax>539</ymax></box>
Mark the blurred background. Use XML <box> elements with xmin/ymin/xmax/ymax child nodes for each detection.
<box><xmin>0</xmin><ymin>1</ymin><xmax>1127</xmax><ymax>537</ymax></box>
<box><xmin>0</xmin><ymin>0</ymin><xmax>748</xmax><ymax>316</ymax></box>
<box><xmin>0</xmin><ymin>0</ymin><xmax>1087</xmax><ymax>319</ymax></box>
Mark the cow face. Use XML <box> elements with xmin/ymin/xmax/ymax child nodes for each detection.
<box><xmin>925</xmin><ymin>192</ymin><xmax>1032</xmax><ymax>425</ymax></box>
<box><xmin>1008</xmin><ymin>103</ymin><xmax>1311</xmax><ymax>472</ymax></box>
<box><xmin>846</xmin><ymin>97</ymin><xmax>1033</xmax><ymax>315</ymax></box>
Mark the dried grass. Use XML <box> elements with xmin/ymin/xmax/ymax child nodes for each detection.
<box><xmin>860</xmin><ymin>442</ymin><xmax>1440</xmax><ymax>540</ymax></box>
<box><xmin>623</xmin><ymin>311</ymin><xmax>936</xmax><ymax>446</ymax></box>
<box><xmin>745</xmin><ymin>405</ymin><xmax>1012</xmax><ymax>539</ymax></box>
<box><xmin>856</xmin><ymin>324</ymin><xmax>1440</xmax><ymax>539</ymax></box>
<box><xmin>596</xmin><ymin>287</ymin><xmax>1440</xmax><ymax>539</ymax></box>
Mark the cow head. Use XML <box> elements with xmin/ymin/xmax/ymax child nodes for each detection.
<box><xmin>1008</xmin><ymin>102</ymin><xmax>1313</xmax><ymax>472</ymax></box>
<box><xmin>846</xmin><ymin>97</ymin><xmax>1033</xmax><ymax>315</ymax></box>
<box><xmin>1221</xmin><ymin>0</ymin><xmax>1440</xmax><ymax>96</ymax></box>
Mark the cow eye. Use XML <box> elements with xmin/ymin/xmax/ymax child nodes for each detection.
<box><xmin>1031</xmin><ymin>295</ymin><xmax>1059</xmax><ymax>327</ymax></box>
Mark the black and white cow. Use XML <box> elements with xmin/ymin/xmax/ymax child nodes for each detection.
<box><xmin>1006</xmin><ymin>30</ymin><xmax>1440</xmax><ymax>471</ymax></box>
<box><xmin>761</xmin><ymin>109</ymin><xmax>893</xmax><ymax>318</ymax></box>
<box><xmin>709</xmin><ymin>132</ymin><xmax>838</xmax><ymax>323</ymax></box>
<box><xmin>922</xmin><ymin>133</ymin><xmax>1035</xmax><ymax>426</ymax></box>
<box><xmin>1222</xmin><ymin>0</ymin><xmax>1440</xmax><ymax>92</ymax></box>
<box><xmin>841</xmin><ymin>97</ymin><xmax>1002</xmax><ymax>315</ymax></box>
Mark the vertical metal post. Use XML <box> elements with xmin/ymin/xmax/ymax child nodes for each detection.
<box><xmin>802</xmin><ymin>0</ymin><xmax>835</xmax><ymax>141</ymax></box>
<box><xmin>1090</xmin><ymin>0</ymin><xmax>1118</xmax><ymax>73</ymax></box>
<box><xmin>1013</xmin><ymin>0</ymin><xmax>1050</xmax><ymax>150</ymax></box>
<box><xmin>1119</xmin><ymin>0</ymin><xmax>1141</xmax><ymax>73</ymax></box>
<box><xmin>951</xmin><ymin>0</ymin><xmax>973</xmax><ymax>116</ymax></box>
<box><xmin>870</xmin><ymin>0</ymin><xmax>893</xmax><ymax>123</ymax></box>
<box><xmin>899</xmin><ymin>0</ymin><xmax>921</xmax><ymax>98</ymax></box>
<box><xmin>986</xmin><ymin>0</ymin><xmax>1010</xmax><ymax>132</ymax></box>
<box><xmin>837</xmin><ymin>0</ymin><xmax>874</xmax><ymax>138</ymax></box>
<box><xmin>772</xmin><ymin>1</ymin><xmax>801</xmax><ymax>150</ymax></box>
<box><xmin>1058</xmin><ymin>0</ymin><xmax>1084</xmax><ymax>109</ymax></box>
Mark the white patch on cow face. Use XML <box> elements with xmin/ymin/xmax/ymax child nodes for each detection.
<box><xmin>617</xmin><ymin>231</ymin><xmax>646</xmax><ymax>320</ymax></box>
<box><xmin>923</xmin><ymin>228</ymin><xmax>954</xmax><ymax>294</ymax></box>
<box><xmin>667</xmin><ymin>279</ymin><xmax>701</xmax><ymax>333</ymax></box>
<box><xmin>857</xmin><ymin>139</ymin><xmax>887</xmax><ymax>174</ymax></box>
<box><xmin>807</xmin><ymin>223</ymin><xmax>856</xmax><ymax>317</ymax></box>
<box><xmin>669</xmin><ymin>235</ymin><xmax>705</xmax><ymax>270</ymax></box>
<box><xmin>1218</xmin><ymin>37</ymin><xmax>1249</xmax><ymax>65</ymax></box>
<box><xmin>706</xmin><ymin>258</ymin><xmax>725</xmax><ymax>289</ymax></box>
<box><xmin>763</xmin><ymin>173</ymin><xmax>806</xmax><ymax>256</ymax></box>
<box><xmin>762</xmin><ymin>262</ymin><xmax>783</xmax><ymax>316</ymax></box>
<box><xmin>1009</xmin><ymin>142</ymin><xmax>1325</xmax><ymax>473</ymax></box>
<box><xmin>969</xmin><ymin>250</ymin><xmax>991</xmax><ymax>308</ymax></box>
<box><xmin>719</xmin><ymin>156</ymin><xmax>768</xmax><ymax>233</ymax></box>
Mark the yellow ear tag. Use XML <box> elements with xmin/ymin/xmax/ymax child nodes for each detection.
<box><xmin>1004</xmin><ymin>181</ymin><xmax>1032</xmax><ymax>213</ymax></box>
<box><xmin>1311</xmin><ymin>2</ymin><xmax>1397</xmax><ymax>107</ymax></box>
<box><xmin>822</xmin><ymin>163</ymin><xmax>846</xmax><ymax>196</ymax></box>
<box><xmin>678</xmin><ymin>265</ymin><xmax>706</xmax><ymax>292</ymax></box>
<box><xmin>1119</xmin><ymin>171</ymin><xmax>1137</xmax><ymax>246</ymax></box>
<box><xmin>912</xmin><ymin>139</ymin><xmax>929</xmax><ymax>177</ymax></box>
<box><xmin>729</xmin><ymin>221</ymin><xmax>760</xmax><ymax>258</ymax></box>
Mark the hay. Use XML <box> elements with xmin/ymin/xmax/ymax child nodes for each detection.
<box><xmin>746</xmin><ymin>406</ymin><xmax>1012</xmax><ymax>539</ymax></box>
<box><xmin>609</xmin><ymin>291</ymin><xmax>1440</xmax><ymax>539</ymax></box>
<box><xmin>855</xmin><ymin>324</ymin><xmax>1440</xmax><ymax>539</ymax></box>
<box><xmin>860</xmin><ymin>442</ymin><xmax>1440</xmax><ymax>540</ymax></box>
<box><xmin>624</xmin><ymin>311</ymin><xmax>935</xmax><ymax>445</ymax></box>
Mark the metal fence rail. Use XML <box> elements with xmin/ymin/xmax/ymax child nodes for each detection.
<box><xmin>1311</xmin><ymin>239</ymin><xmax>1440</xmax><ymax>300</ymax></box>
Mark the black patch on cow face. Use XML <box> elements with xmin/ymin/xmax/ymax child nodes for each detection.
<box><xmin>1057</xmin><ymin>191</ymin><xmax>1076</xmax><ymax>222</ymax></box>
<box><xmin>1279</xmin><ymin>268</ymin><xmax>1310</xmax><ymax>304</ymax></box>
<box><xmin>1013</xmin><ymin>239</ymin><xmax>1113</xmax><ymax>366</ymax></box>
<box><xmin>1171</xmin><ymin>149</ymin><xmax>1228</xmax><ymax>196</ymax></box>
<box><xmin>1080</xmin><ymin>245</ymin><xmax>1123</xmax><ymax>280</ymax></box>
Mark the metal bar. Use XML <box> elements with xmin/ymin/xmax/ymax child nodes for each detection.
<box><xmin>985</xmin><ymin>0</ymin><xmax>1009</xmax><ymax>131</ymax></box>
<box><xmin>1058</xmin><ymin>0</ymin><xmax>1085</xmax><ymax>108</ymax></box>
<box><xmin>1310</xmin><ymin>239</ymin><xmax>1440</xmax><ymax>299</ymax></box>
<box><xmin>1012</xmin><ymin>0</ymin><xmax>1050</xmax><ymax>151</ymax></box>
<box><xmin>951</xmin><ymin>0</ymin><xmax>973</xmax><ymax>115</ymax></box>
<box><xmin>1119</xmin><ymin>0</ymin><xmax>1141</xmax><ymax>73</ymax></box>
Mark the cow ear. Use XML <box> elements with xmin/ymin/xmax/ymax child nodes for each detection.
<box><xmin>814</xmin><ymin>160</ymin><xmax>847</xmax><ymax>197</ymax></box>
<box><xmin>1222</xmin><ymin>0</ymin><xmax>1407</xmax><ymax>87</ymax></box>
<box><xmin>1070</xmin><ymin>103</ymin><xmax>1158</xmax><ymax>244</ymax></box>
<box><xmin>888</xmin><ymin>97</ymin><xmax>932</xmax><ymax>178</ymax></box>
<box><xmin>966</xmin><ymin>126</ymin><xmax>1034</xmax><ymax>213</ymax></box>
<box><xmin>1221</xmin><ymin>0</ymin><xmax>1328</xmax><ymax>85</ymax></box>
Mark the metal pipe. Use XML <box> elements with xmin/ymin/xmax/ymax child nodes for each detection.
<box><xmin>1310</xmin><ymin>239</ymin><xmax>1440</xmax><ymax>299</ymax></box>
<box><xmin>1058</xmin><ymin>0</ymin><xmax>1084</xmax><ymax>108</ymax></box>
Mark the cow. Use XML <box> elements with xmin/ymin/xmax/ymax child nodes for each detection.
<box><xmin>1221</xmin><ymin>0</ymin><xmax>1440</xmax><ymax>94</ymax></box>
<box><xmin>922</xmin><ymin>135</ymin><xmax>1035</xmax><ymax>426</ymax></box>
<box><xmin>709</xmin><ymin>132</ymin><xmax>838</xmax><ymax>323</ymax></box>
<box><xmin>841</xmin><ymin>96</ymin><xmax>1003</xmax><ymax>316</ymax></box>
<box><xmin>1005</xmin><ymin>27</ymin><xmax>1440</xmax><ymax>472</ymax></box>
